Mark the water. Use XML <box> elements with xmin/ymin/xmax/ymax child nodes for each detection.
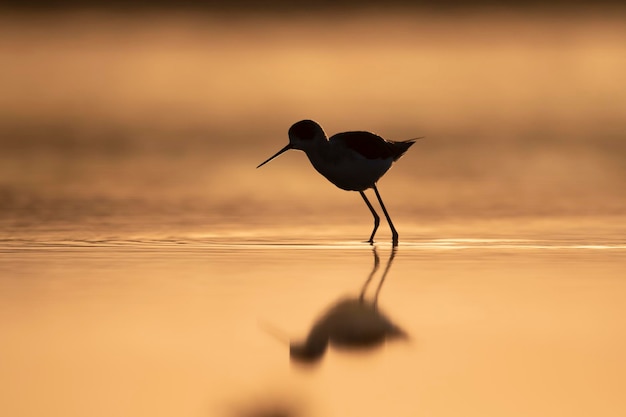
<box><xmin>2</xmin><ymin>225</ymin><xmax>625</xmax><ymax>416</ymax></box>
<box><xmin>1</xmin><ymin>10</ymin><xmax>626</xmax><ymax>417</ymax></box>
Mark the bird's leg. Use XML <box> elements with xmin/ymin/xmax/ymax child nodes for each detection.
<box><xmin>359</xmin><ymin>191</ymin><xmax>380</xmax><ymax>244</ymax></box>
<box><xmin>373</xmin><ymin>185</ymin><xmax>399</xmax><ymax>246</ymax></box>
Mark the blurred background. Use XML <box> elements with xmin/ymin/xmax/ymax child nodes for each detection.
<box><xmin>1</xmin><ymin>1</ymin><xmax>625</xmax><ymax>238</ymax></box>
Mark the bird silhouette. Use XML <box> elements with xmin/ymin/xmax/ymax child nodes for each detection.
<box><xmin>258</xmin><ymin>120</ymin><xmax>419</xmax><ymax>246</ymax></box>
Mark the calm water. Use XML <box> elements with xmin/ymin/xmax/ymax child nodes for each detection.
<box><xmin>1</xmin><ymin>10</ymin><xmax>626</xmax><ymax>417</ymax></box>
<box><xmin>2</xmin><ymin>224</ymin><xmax>626</xmax><ymax>417</ymax></box>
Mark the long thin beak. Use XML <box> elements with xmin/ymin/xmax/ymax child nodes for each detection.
<box><xmin>256</xmin><ymin>144</ymin><xmax>292</xmax><ymax>168</ymax></box>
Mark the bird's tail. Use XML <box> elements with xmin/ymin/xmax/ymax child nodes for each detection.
<box><xmin>390</xmin><ymin>137</ymin><xmax>423</xmax><ymax>161</ymax></box>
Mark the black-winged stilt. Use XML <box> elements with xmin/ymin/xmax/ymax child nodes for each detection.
<box><xmin>257</xmin><ymin>120</ymin><xmax>418</xmax><ymax>246</ymax></box>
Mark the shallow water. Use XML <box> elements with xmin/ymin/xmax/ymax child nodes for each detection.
<box><xmin>2</xmin><ymin>223</ymin><xmax>626</xmax><ymax>417</ymax></box>
<box><xmin>1</xmin><ymin>9</ymin><xmax>626</xmax><ymax>417</ymax></box>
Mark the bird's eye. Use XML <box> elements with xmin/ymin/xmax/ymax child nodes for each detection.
<box><xmin>289</xmin><ymin>120</ymin><xmax>318</xmax><ymax>141</ymax></box>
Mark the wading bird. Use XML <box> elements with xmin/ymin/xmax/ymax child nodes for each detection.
<box><xmin>257</xmin><ymin>120</ymin><xmax>417</xmax><ymax>246</ymax></box>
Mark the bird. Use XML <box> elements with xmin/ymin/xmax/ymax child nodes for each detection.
<box><xmin>257</xmin><ymin>119</ymin><xmax>418</xmax><ymax>246</ymax></box>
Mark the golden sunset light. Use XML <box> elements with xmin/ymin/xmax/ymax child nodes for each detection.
<box><xmin>1</xmin><ymin>2</ymin><xmax>625</xmax><ymax>417</ymax></box>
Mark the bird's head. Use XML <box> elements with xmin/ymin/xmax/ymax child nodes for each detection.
<box><xmin>256</xmin><ymin>120</ymin><xmax>326</xmax><ymax>168</ymax></box>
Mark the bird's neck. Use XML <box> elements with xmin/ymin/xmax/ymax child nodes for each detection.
<box><xmin>302</xmin><ymin>139</ymin><xmax>335</xmax><ymax>172</ymax></box>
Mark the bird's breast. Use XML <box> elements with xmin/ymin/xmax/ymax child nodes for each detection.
<box><xmin>306</xmin><ymin>151</ymin><xmax>393</xmax><ymax>191</ymax></box>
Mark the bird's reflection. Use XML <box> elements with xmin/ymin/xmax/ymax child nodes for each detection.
<box><xmin>289</xmin><ymin>247</ymin><xmax>407</xmax><ymax>363</ymax></box>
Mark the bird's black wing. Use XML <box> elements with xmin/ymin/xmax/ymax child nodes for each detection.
<box><xmin>331</xmin><ymin>131</ymin><xmax>394</xmax><ymax>160</ymax></box>
<box><xmin>332</xmin><ymin>131</ymin><xmax>415</xmax><ymax>161</ymax></box>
